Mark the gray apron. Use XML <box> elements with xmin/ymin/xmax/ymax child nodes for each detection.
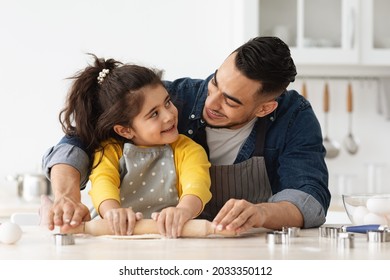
<box><xmin>199</xmin><ymin>118</ymin><xmax>272</xmax><ymax>220</ymax></box>
<box><xmin>119</xmin><ymin>143</ymin><xmax>179</xmax><ymax>218</ymax></box>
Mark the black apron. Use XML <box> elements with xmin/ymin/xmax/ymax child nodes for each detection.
<box><xmin>198</xmin><ymin>118</ymin><xmax>272</xmax><ymax>220</ymax></box>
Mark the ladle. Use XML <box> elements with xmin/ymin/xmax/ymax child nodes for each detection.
<box><xmin>344</xmin><ymin>82</ymin><xmax>359</xmax><ymax>154</ymax></box>
<box><xmin>322</xmin><ymin>82</ymin><xmax>340</xmax><ymax>159</ymax></box>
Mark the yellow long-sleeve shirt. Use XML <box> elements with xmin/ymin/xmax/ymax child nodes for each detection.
<box><xmin>89</xmin><ymin>134</ymin><xmax>212</xmax><ymax>216</ymax></box>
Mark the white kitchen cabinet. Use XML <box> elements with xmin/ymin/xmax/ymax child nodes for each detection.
<box><xmin>250</xmin><ymin>0</ymin><xmax>390</xmax><ymax>70</ymax></box>
<box><xmin>259</xmin><ymin>0</ymin><xmax>359</xmax><ymax>65</ymax></box>
<box><xmin>361</xmin><ymin>0</ymin><xmax>390</xmax><ymax>65</ymax></box>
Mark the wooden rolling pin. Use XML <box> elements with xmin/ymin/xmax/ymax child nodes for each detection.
<box><xmin>60</xmin><ymin>219</ymin><xmax>237</xmax><ymax>237</ymax></box>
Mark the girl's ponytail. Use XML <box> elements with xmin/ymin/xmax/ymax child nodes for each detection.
<box><xmin>59</xmin><ymin>54</ymin><xmax>121</xmax><ymax>156</ymax></box>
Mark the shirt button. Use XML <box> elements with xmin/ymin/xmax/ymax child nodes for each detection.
<box><xmin>270</xmin><ymin>116</ymin><xmax>275</xmax><ymax>121</ymax></box>
<box><xmin>190</xmin><ymin>114</ymin><xmax>195</xmax><ymax>119</ymax></box>
<box><xmin>188</xmin><ymin>129</ymin><xmax>193</xmax><ymax>135</ymax></box>
<box><xmin>200</xmin><ymin>119</ymin><xmax>205</xmax><ymax>124</ymax></box>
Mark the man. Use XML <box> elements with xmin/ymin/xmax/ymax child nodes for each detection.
<box><xmin>42</xmin><ymin>36</ymin><xmax>330</xmax><ymax>234</ymax></box>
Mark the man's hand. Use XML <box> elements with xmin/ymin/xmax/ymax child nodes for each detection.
<box><xmin>43</xmin><ymin>164</ymin><xmax>91</xmax><ymax>231</ymax></box>
<box><xmin>212</xmin><ymin>199</ymin><xmax>304</xmax><ymax>233</ymax></box>
<box><xmin>212</xmin><ymin>199</ymin><xmax>264</xmax><ymax>234</ymax></box>
<box><xmin>47</xmin><ymin>195</ymin><xmax>91</xmax><ymax>231</ymax></box>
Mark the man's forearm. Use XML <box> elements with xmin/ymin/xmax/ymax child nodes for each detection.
<box><xmin>258</xmin><ymin>201</ymin><xmax>304</xmax><ymax>229</ymax></box>
<box><xmin>50</xmin><ymin>164</ymin><xmax>82</xmax><ymax>202</ymax></box>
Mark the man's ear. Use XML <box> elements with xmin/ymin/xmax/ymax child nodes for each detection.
<box><xmin>113</xmin><ymin>125</ymin><xmax>134</xmax><ymax>139</ymax></box>
<box><xmin>255</xmin><ymin>100</ymin><xmax>278</xmax><ymax>117</ymax></box>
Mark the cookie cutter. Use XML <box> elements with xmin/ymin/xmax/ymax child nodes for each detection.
<box><xmin>319</xmin><ymin>226</ymin><xmax>341</xmax><ymax>238</ymax></box>
<box><xmin>367</xmin><ymin>230</ymin><xmax>390</xmax><ymax>243</ymax></box>
<box><xmin>266</xmin><ymin>231</ymin><xmax>289</xmax><ymax>244</ymax></box>
<box><xmin>281</xmin><ymin>226</ymin><xmax>300</xmax><ymax>237</ymax></box>
<box><xmin>337</xmin><ymin>232</ymin><xmax>354</xmax><ymax>248</ymax></box>
<box><xmin>53</xmin><ymin>233</ymin><xmax>75</xmax><ymax>246</ymax></box>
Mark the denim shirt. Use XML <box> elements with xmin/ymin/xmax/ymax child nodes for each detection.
<box><xmin>42</xmin><ymin>75</ymin><xmax>330</xmax><ymax>228</ymax></box>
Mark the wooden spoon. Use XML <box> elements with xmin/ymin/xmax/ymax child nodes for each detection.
<box><xmin>301</xmin><ymin>82</ymin><xmax>308</xmax><ymax>99</ymax></box>
<box><xmin>322</xmin><ymin>82</ymin><xmax>340</xmax><ymax>159</ymax></box>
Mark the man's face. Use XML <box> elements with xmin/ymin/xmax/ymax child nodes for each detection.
<box><xmin>202</xmin><ymin>53</ymin><xmax>263</xmax><ymax>129</ymax></box>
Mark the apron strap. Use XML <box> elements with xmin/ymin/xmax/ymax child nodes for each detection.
<box><xmin>253</xmin><ymin>117</ymin><xmax>268</xmax><ymax>157</ymax></box>
<box><xmin>192</xmin><ymin>125</ymin><xmax>209</xmax><ymax>156</ymax></box>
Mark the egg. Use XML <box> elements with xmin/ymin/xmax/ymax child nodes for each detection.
<box><xmin>366</xmin><ymin>197</ymin><xmax>390</xmax><ymax>214</ymax></box>
<box><xmin>363</xmin><ymin>212</ymin><xmax>388</xmax><ymax>225</ymax></box>
<box><xmin>0</xmin><ymin>222</ymin><xmax>23</xmax><ymax>244</ymax></box>
<box><xmin>352</xmin><ymin>206</ymin><xmax>369</xmax><ymax>224</ymax></box>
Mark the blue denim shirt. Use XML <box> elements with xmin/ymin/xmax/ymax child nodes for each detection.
<box><xmin>42</xmin><ymin>75</ymin><xmax>330</xmax><ymax>228</ymax></box>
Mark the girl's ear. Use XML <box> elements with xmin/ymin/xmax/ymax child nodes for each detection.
<box><xmin>255</xmin><ymin>100</ymin><xmax>278</xmax><ymax>117</ymax></box>
<box><xmin>113</xmin><ymin>125</ymin><xmax>134</xmax><ymax>139</ymax></box>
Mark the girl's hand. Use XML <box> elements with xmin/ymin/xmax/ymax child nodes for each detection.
<box><xmin>104</xmin><ymin>208</ymin><xmax>143</xmax><ymax>235</ymax></box>
<box><xmin>151</xmin><ymin>207</ymin><xmax>192</xmax><ymax>238</ymax></box>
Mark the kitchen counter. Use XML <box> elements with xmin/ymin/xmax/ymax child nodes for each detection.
<box><xmin>1</xmin><ymin>225</ymin><xmax>390</xmax><ymax>260</ymax></box>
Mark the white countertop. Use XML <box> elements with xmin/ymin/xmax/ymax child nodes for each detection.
<box><xmin>1</xmin><ymin>224</ymin><xmax>390</xmax><ymax>260</ymax></box>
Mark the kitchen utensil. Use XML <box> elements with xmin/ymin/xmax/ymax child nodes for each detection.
<box><xmin>343</xmin><ymin>82</ymin><xmax>359</xmax><ymax>154</ymax></box>
<box><xmin>266</xmin><ymin>231</ymin><xmax>289</xmax><ymax>244</ymax></box>
<box><xmin>337</xmin><ymin>232</ymin><xmax>354</xmax><ymax>248</ymax></box>
<box><xmin>282</xmin><ymin>226</ymin><xmax>300</xmax><ymax>237</ymax></box>
<box><xmin>319</xmin><ymin>226</ymin><xmax>341</xmax><ymax>238</ymax></box>
<box><xmin>53</xmin><ymin>233</ymin><xmax>75</xmax><ymax>246</ymax></box>
<box><xmin>367</xmin><ymin>230</ymin><xmax>390</xmax><ymax>243</ymax></box>
<box><xmin>7</xmin><ymin>173</ymin><xmax>51</xmax><ymax>202</ymax></box>
<box><xmin>341</xmin><ymin>224</ymin><xmax>388</xmax><ymax>234</ymax></box>
<box><xmin>301</xmin><ymin>82</ymin><xmax>308</xmax><ymax>99</ymax></box>
<box><xmin>322</xmin><ymin>82</ymin><xmax>340</xmax><ymax>158</ymax></box>
<box><xmin>61</xmin><ymin>218</ymin><xmax>238</xmax><ymax>237</ymax></box>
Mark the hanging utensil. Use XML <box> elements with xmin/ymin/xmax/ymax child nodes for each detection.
<box><xmin>322</xmin><ymin>82</ymin><xmax>340</xmax><ymax>159</ymax></box>
<box><xmin>301</xmin><ymin>81</ymin><xmax>308</xmax><ymax>99</ymax></box>
<box><xmin>344</xmin><ymin>82</ymin><xmax>359</xmax><ymax>154</ymax></box>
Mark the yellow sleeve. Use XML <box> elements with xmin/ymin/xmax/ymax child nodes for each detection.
<box><xmin>88</xmin><ymin>140</ymin><xmax>123</xmax><ymax>216</ymax></box>
<box><xmin>171</xmin><ymin>135</ymin><xmax>212</xmax><ymax>213</ymax></box>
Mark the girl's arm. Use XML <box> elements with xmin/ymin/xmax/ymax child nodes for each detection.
<box><xmin>88</xmin><ymin>140</ymin><xmax>123</xmax><ymax>216</ymax></box>
<box><xmin>153</xmin><ymin>135</ymin><xmax>211</xmax><ymax>238</ymax></box>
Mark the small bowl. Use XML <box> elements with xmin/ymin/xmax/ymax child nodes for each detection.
<box><xmin>342</xmin><ymin>194</ymin><xmax>390</xmax><ymax>225</ymax></box>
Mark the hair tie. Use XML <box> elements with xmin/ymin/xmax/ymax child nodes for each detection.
<box><xmin>97</xmin><ymin>69</ymin><xmax>110</xmax><ymax>84</ymax></box>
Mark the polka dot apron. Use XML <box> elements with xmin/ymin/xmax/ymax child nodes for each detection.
<box><xmin>119</xmin><ymin>143</ymin><xmax>179</xmax><ymax>218</ymax></box>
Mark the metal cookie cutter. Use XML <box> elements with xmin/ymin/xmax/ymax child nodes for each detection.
<box><xmin>367</xmin><ymin>230</ymin><xmax>390</xmax><ymax>243</ymax></box>
<box><xmin>337</xmin><ymin>232</ymin><xmax>354</xmax><ymax>248</ymax></box>
<box><xmin>282</xmin><ymin>226</ymin><xmax>300</xmax><ymax>237</ymax></box>
<box><xmin>53</xmin><ymin>233</ymin><xmax>75</xmax><ymax>246</ymax></box>
<box><xmin>266</xmin><ymin>231</ymin><xmax>289</xmax><ymax>244</ymax></box>
<box><xmin>319</xmin><ymin>226</ymin><xmax>341</xmax><ymax>238</ymax></box>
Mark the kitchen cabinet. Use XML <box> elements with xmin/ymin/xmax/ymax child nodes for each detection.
<box><xmin>259</xmin><ymin>0</ymin><xmax>359</xmax><ymax>65</ymax></box>
<box><xmin>238</xmin><ymin>0</ymin><xmax>390</xmax><ymax>75</ymax></box>
<box><xmin>361</xmin><ymin>0</ymin><xmax>390</xmax><ymax>65</ymax></box>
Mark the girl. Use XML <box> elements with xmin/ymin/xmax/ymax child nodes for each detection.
<box><xmin>60</xmin><ymin>54</ymin><xmax>211</xmax><ymax>238</ymax></box>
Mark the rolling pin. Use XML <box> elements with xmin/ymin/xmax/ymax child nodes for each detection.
<box><xmin>60</xmin><ymin>219</ymin><xmax>238</xmax><ymax>237</ymax></box>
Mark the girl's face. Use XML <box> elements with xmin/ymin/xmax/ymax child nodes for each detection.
<box><xmin>128</xmin><ymin>84</ymin><xmax>179</xmax><ymax>146</ymax></box>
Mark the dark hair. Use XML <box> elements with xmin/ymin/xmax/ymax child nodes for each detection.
<box><xmin>233</xmin><ymin>36</ymin><xmax>297</xmax><ymax>98</ymax></box>
<box><xmin>59</xmin><ymin>54</ymin><xmax>164</xmax><ymax>158</ymax></box>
